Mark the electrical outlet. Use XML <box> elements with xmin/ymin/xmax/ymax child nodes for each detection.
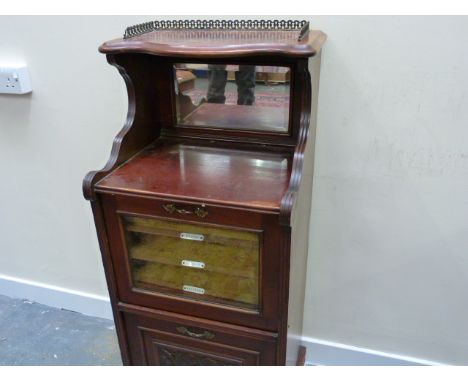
<box><xmin>0</xmin><ymin>65</ymin><xmax>32</xmax><ymax>94</ymax></box>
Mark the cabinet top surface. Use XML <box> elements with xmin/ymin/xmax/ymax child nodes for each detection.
<box><xmin>96</xmin><ymin>142</ymin><xmax>292</xmax><ymax>211</ymax></box>
<box><xmin>99</xmin><ymin>29</ymin><xmax>326</xmax><ymax>58</ymax></box>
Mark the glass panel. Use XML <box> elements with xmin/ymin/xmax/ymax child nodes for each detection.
<box><xmin>122</xmin><ymin>215</ymin><xmax>260</xmax><ymax>310</ymax></box>
<box><xmin>174</xmin><ymin>63</ymin><xmax>290</xmax><ymax>133</ymax></box>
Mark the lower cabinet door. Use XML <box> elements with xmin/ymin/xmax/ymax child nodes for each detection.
<box><xmin>121</xmin><ymin>307</ymin><xmax>278</xmax><ymax>365</ymax></box>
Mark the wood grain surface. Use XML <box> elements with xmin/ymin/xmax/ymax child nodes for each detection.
<box><xmin>99</xmin><ymin>29</ymin><xmax>327</xmax><ymax>58</ymax></box>
<box><xmin>96</xmin><ymin>141</ymin><xmax>292</xmax><ymax>212</ymax></box>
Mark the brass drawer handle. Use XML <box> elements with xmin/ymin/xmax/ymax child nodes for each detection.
<box><xmin>194</xmin><ymin>207</ymin><xmax>208</xmax><ymax>218</ymax></box>
<box><xmin>163</xmin><ymin>204</ymin><xmax>208</xmax><ymax>218</ymax></box>
<box><xmin>176</xmin><ymin>326</ymin><xmax>215</xmax><ymax>340</ymax></box>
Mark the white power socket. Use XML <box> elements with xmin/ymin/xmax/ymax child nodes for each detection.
<box><xmin>0</xmin><ymin>65</ymin><xmax>32</xmax><ymax>94</ymax></box>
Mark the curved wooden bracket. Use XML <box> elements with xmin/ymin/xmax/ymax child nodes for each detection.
<box><xmin>279</xmin><ymin>61</ymin><xmax>312</xmax><ymax>226</ymax></box>
<box><xmin>83</xmin><ymin>53</ymin><xmax>165</xmax><ymax>201</ymax></box>
<box><xmin>83</xmin><ymin>55</ymin><xmax>136</xmax><ymax>200</ymax></box>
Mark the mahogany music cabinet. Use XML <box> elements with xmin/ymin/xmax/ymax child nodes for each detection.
<box><xmin>83</xmin><ymin>20</ymin><xmax>326</xmax><ymax>366</ymax></box>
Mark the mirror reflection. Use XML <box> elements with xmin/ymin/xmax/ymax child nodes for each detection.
<box><xmin>174</xmin><ymin>64</ymin><xmax>290</xmax><ymax>133</ymax></box>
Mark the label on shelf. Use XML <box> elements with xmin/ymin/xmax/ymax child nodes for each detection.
<box><xmin>180</xmin><ymin>232</ymin><xmax>204</xmax><ymax>241</ymax></box>
<box><xmin>181</xmin><ymin>260</ymin><xmax>205</xmax><ymax>269</ymax></box>
<box><xmin>183</xmin><ymin>285</ymin><xmax>205</xmax><ymax>295</ymax></box>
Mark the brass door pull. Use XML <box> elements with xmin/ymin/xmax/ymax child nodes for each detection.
<box><xmin>194</xmin><ymin>207</ymin><xmax>208</xmax><ymax>218</ymax></box>
<box><xmin>176</xmin><ymin>326</ymin><xmax>215</xmax><ymax>340</ymax></box>
<box><xmin>163</xmin><ymin>204</ymin><xmax>208</xmax><ymax>218</ymax></box>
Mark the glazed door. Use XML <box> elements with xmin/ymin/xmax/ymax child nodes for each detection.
<box><xmin>101</xmin><ymin>193</ymin><xmax>283</xmax><ymax>331</ymax></box>
<box><xmin>122</xmin><ymin>214</ymin><xmax>260</xmax><ymax>311</ymax></box>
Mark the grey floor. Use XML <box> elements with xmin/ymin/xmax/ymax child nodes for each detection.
<box><xmin>0</xmin><ymin>294</ymin><xmax>122</xmax><ymax>365</ymax></box>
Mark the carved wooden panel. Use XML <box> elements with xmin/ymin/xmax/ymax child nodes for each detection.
<box><xmin>121</xmin><ymin>310</ymin><xmax>276</xmax><ymax>365</ymax></box>
<box><xmin>156</xmin><ymin>343</ymin><xmax>240</xmax><ymax>366</ymax></box>
<box><xmin>141</xmin><ymin>329</ymin><xmax>259</xmax><ymax>366</ymax></box>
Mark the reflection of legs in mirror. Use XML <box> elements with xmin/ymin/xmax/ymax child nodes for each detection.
<box><xmin>207</xmin><ymin>64</ymin><xmax>228</xmax><ymax>104</ymax></box>
<box><xmin>236</xmin><ymin>65</ymin><xmax>256</xmax><ymax>106</ymax></box>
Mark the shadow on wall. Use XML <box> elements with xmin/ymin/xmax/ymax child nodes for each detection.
<box><xmin>0</xmin><ymin>92</ymin><xmax>33</xmax><ymax>134</ymax></box>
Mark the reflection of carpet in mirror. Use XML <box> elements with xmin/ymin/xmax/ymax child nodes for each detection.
<box><xmin>184</xmin><ymin>89</ymin><xmax>289</xmax><ymax>108</ymax></box>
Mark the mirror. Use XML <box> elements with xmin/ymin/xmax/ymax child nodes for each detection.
<box><xmin>174</xmin><ymin>64</ymin><xmax>291</xmax><ymax>133</ymax></box>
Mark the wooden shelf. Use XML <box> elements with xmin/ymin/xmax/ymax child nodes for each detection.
<box><xmin>132</xmin><ymin>261</ymin><xmax>258</xmax><ymax>308</ymax></box>
<box><xmin>125</xmin><ymin>214</ymin><xmax>260</xmax><ymax>279</ymax></box>
<box><xmin>181</xmin><ymin>103</ymin><xmax>289</xmax><ymax>133</ymax></box>
<box><xmin>126</xmin><ymin>216</ymin><xmax>258</xmax><ymax>250</ymax></box>
<box><xmin>131</xmin><ymin>255</ymin><xmax>256</xmax><ymax>280</ymax></box>
<box><xmin>132</xmin><ymin>280</ymin><xmax>258</xmax><ymax>311</ymax></box>
<box><xmin>96</xmin><ymin>141</ymin><xmax>292</xmax><ymax>212</ymax></box>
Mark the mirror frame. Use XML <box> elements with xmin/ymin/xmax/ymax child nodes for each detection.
<box><xmin>173</xmin><ymin>62</ymin><xmax>293</xmax><ymax>135</ymax></box>
<box><xmin>165</xmin><ymin>57</ymin><xmax>300</xmax><ymax>147</ymax></box>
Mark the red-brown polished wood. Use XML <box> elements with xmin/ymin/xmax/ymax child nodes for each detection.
<box><xmin>84</xmin><ymin>24</ymin><xmax>326</xmax><ymax>366</ymax></box>
<box><xmin>100</xmin><ymin>193</ymin><xmax>283</xmax><ymax>331</ymax></box>
<box><xmin>96</xmin><ymin>141</ymin><xmax>292</xmax><ymax>212</ymax></box>
<box><xmin>180</xmin><ymin>103</ymin><xmax>289</xmax><ymax>133</ymax></box>
<box><xmin>99</xmin><ymin>29</ymin><xmax>327</xmax><ymax>58</ymax></box>
<box><xmin>120</xmin><ymin>304</ymin><xmax>278</xmax><ymax>365</ymax></box>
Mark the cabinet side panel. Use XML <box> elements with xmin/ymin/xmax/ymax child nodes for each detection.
<box><xmin>286</xmin><ymin>53</ymin><xmax>322</xmax><ymax>365</ymax></box>
<box><xmin>90</xmin><ymin>197</ymin><xmax>131</xmax><ymax>365</ymax></box>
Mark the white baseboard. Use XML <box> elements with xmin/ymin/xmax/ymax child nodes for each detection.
<box><xmin>0</xmin><ymin>274</ymin><xmax>113</xmax><ymax>320</ymax></box>
<box><xmin>0</xmin><ymin>275</ymin><xmax>452</xmax><ymax>365</ymax></box>
<box><xmin>302</xmin><ymin>336</ymin><xmax>449</xmax><ymax>366</ymax></box>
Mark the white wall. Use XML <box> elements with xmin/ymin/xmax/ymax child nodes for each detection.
<box><xmin>306</xmin><ymin>16</ymin><xmax>468</xmax><ymax>365</ymax></box>
<box><xmin>0</xmin><ymin>16</ymin><xmax>147</xmax><ymax>297</ymax></box>
<box><xmin>0</xmin><ymin>16</ymin><xmax>467</xmax><ymax>365</ymax></box>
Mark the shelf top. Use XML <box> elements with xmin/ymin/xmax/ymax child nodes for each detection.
<box><xmin>180</xmin><ymin>103</ymin><xmax>289</xmax><ymax>133</ymax></box>
<box><xmin>96</xmin><ymin>142</ymin><xmax>292</xmax><ymax>212</ymax></box>
<box><xmin>99</xmin><ymin>21</ymin><xmax>326</xmax><ymax>58</ymax></box>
